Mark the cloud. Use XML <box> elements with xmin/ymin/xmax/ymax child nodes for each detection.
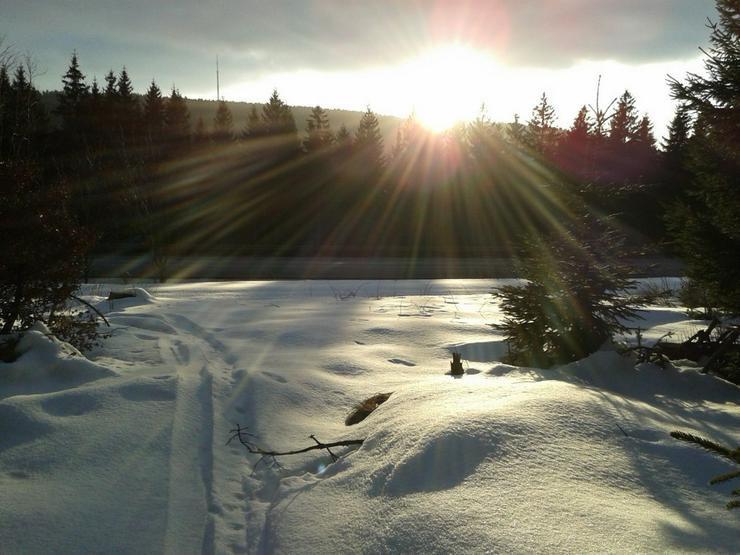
<box><xmin>2</xmin><ymin>0</ymin><xmax>717</xmax><ymax>93</ymax></box>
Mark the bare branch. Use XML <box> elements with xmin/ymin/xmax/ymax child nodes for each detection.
<box><xmin>227</xmin><ymin>424</ymin><xmax>363</xmax><ymax>467</ymax></box>
<box><xmin>69</xmin><ymin>294</ymin><xmax>111</xmax><ymax>327</ymax></box>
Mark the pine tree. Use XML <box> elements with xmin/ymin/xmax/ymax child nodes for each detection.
<box><xmin>568</xmin><ymin>106</ymin><xmax>592</xmax><ymax>143</ymax></box>
<box><xmin>56</xmin><ymin>51</ymin><xmax>89</xmax><ymax>135</ymax></box>
<box><xmin>494</xmin><ymin>222</ymin><xmax>655</xmax><ymax>367</ymax></box>
<box><xmin>507</xmin><ymin>113</ymin><xmax>527</xmax><ymax>146</ymax></box>
<box><xmin>527</xmin><ymin>92</ymin><xmax>558</xmax><ymax>154</ymax></box>
<box><xmin>335</xmin><ymin>124</ymin><xmax>351</xmax><ymax>145</ymax></box>
<box><xmin>303</xmin><ymin>105</ymin><xmax>333</xmax><ymax>152</ymax></box>
<box><xmin>667</xmin><ymin>0</ymin><xmax>740</xmax><ymax>312</ymax></box>
<box><xmin>193</xmin><ymin>116</ymin><xmax>206</xmax><ymax>143</ymax></box>
<box><xmin>354</xmin><ymin>106</ymin><xmax>384</xmax><ymax>168</ymax></box>
<box><xmin>242</xmin><ymin>105</ymin><xmax>263</xmax><ymax>139</ymax></box>
<box><xmin>116</xmin><ymin>67</ymin><xmax>139</xmax><ymax>135</ymax></box>
<box><xmin>261</xmin><ymin>89</ymin><xmax>297</xmax><ymax>136</ymax></box>
<box><xmin>0</xmin><ymin>64</ymin><xmax>12</xmax><ymax>157</ymax></box>
<box><xmin>213</xmin><ymin>100</ymin><xmax>234</xmax><ymax>142</ymax></box>
<box><xmin>8</xmin><ymin>65</ymin><xmax>46</xmax><ymax>157</ymax></box>
<box><xmin>634</xmin><ymin>115</ymin><xmax>656</xmax><ymax>147</ymax></box>
<box><xmin>103</xmin><ymin>70</ymin><xmax>117</xmax><ymax>99</ymax></box>
<box><xmin>662</xmin><ymin>104</ymin><xmax>692</xmax><ymax>161</ymax></box>
<box><xmin>164</xmin><ymin>86</ymin><xmax>190</xmax><ymax>143</ymax></box>
<box><xmin>609</xmin><ymin>90</ymin><xmax>639</xmax><ymax>144</ymax></box>
<box><xmin>142</xmin><ymin>79</ymin><xmax>165</xmax><ymax>141</ymax></box>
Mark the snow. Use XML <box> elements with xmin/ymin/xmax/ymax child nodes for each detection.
<box><xmin>0</xmin><ymin>279</ymin><xmax>737</xmax><ymax>554</ymax></box>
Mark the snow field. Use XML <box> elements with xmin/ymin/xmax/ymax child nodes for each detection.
<box><xmin>0</xmin><ymin>280</ymin><xmax>737</xmax><ymax>554</ymax></box>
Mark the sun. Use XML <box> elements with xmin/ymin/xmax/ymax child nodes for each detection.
<box><xmin>399</xmin><ymin>44</ymin><xmax>499</xmax><ymax>132</ymax></box>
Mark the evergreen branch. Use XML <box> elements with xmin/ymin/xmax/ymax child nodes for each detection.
<box><xmin>670</xmin><ymin>431</ymin><xmax>738</xmax><ymax>463</ymax></box>
<box><xmin>710</xmin><ymin>469</ymin><xmax>740</xmax><ymax>485</ymax></box>
<box><xmin>726</xmin><ymin>499</ymin><xmax>740</xmax><ymax>510</ymax></box>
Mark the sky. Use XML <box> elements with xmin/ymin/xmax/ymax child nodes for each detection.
<box><xmin>1</xmin><ymin>0</ymin><xmax>717</xmax><ymax>136</ymax></box>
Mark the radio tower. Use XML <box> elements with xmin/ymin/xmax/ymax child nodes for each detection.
<box><xmin>216</xmin><ymin>55</ymin><xmax>220</xmax><ymax>101</ymax></box>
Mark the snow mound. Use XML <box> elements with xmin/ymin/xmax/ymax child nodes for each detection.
<box><xmin>101</xmin><ymin>287</ymin><xmax>156</xmax><ymax>310</ymax></box>
<box><xmin>255</xmin><ymin>364</ymin><xmax>739</xmax><ymax>553</ymax></box>
<box><xmin>0</xmin><ymin>323</ymin><xmax>115</xmax><ymax>398</ymax></box>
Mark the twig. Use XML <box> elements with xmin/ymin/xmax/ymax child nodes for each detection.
<box><xmin>69</xmin><ymin>294</ymin><xmax>111</xmax><ymax>327</ymax></box>
<box><xmin>227</xmin><ymin>424</ymin><xmax>364</xmax><ymax>468</ymax></box>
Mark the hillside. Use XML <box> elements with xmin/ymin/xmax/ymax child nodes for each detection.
<box><xmin>40</xmin><ymin>92</ymin><xmax>404</xmax><ymax>146</ymax></box>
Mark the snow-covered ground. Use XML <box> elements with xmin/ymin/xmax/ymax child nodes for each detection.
<box><xmin>0</xmin><ymin>279</ymin><xmax>737</xmax><ymax>554</ymax></box>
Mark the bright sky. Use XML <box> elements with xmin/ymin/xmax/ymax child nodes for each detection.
<box><xmin>2</xmin><ymin>0</ymin><xmax>716</xmax><ymax>136</ymax></box>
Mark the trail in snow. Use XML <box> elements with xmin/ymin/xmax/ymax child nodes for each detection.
<box><xmin>1</xmin><ymin>280</ymin><xmax>737</xmax><ymax>554</ymax></box>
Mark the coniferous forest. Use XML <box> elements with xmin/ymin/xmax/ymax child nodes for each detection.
<box><xmin>2</xmin><ymin>50</ymin><xmax>687</xmax><ymax>260</ymax></box>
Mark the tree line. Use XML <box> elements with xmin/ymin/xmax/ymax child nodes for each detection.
<box><xmin>0</xmin><ymin>49</ymin><xmax>696</xmax><ymax>259</ymax></box>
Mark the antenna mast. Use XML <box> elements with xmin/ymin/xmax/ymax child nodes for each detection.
<box><xmin>216</xmin><ymin>55</ymin><xmax>220</xmax><ymax>101</ymax></box>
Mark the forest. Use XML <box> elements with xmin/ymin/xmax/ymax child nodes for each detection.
<box><xmin>2</xmin><ymin>50</ymin><xmax>688</xmax><ymax>261</ymax></box>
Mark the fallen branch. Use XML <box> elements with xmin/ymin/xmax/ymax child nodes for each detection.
<box><xmin>70</xmin><ymin>294</ymin><xmax>111</xmax><ymax>327</ymax></box>
<box><xmin>227</xmin><ymin>424</ymin><xmax>364</xmax><ymax>469</ymax></box>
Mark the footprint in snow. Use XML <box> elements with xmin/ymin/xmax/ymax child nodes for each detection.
<box><xmin>118</xmin><ymin>380</ymin><xmax>176</xmax><ymax>402</ymax></box>
<box><xmin>388</xmin><ymin>358</ymin><xmax>416</xmax><ymax>367</ymax></box>
<box><xmin>41</xmin><ymin>393</ymin><xmax>98</xmax><ymax>417</ymax></box>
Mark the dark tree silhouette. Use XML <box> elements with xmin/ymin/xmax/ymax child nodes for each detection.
<box><xmin>142</xmin><ymin>79</ymin><xmax>166</xmax><ymax>144</ymax></box>
<box><xmin>213</xmin><ymin>100</ymin><xmax>234</xmax><ymax>142</ymax></box>
<box><xmin>56</xmin><ymin>51</ymin><xmax>89</xmax><ymax>139</ymax></box>
<box><xmin>164</xmin><ymin>86</ymin><xmax>190</xmax><ymax>144</ymax></box>
<box><xmin>609</xmin><ymin>90</ymin><xmax>638</xmax><ymax>144</ymax></box>
<box><xmin>527</xmin><ymin>92</ymin><xmax>558</xmax><ymax>154</ymax></box>
<box><xmin>668</xmin><ymin>0</ymin><xmax>740</xmax><ymax>312</ymax></box>
<box><xmin>303</xmin><ymin>105</ymin><xmax>333</xmax><ymax>152</ymax></box>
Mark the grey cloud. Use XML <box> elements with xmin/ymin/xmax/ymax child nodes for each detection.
<box><xmin>2</xmin><ymin>0</ymin><xmax>717</xmax><ymax>93</ymax></box>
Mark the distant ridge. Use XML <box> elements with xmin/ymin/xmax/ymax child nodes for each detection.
<box><xmin>40</xmin><ymin>91</ymin><xmax>404</xmax><ymax>146</ymax></box>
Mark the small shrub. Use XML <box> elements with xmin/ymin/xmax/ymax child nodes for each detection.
<box><xmin>677</xmin><ymin>279</ymin><xmax>717</xmax><ymax>319</ymax></box>
<box><xmin>493</xmin><ymin>225</ymin><xmax>659</xmax><ymax>367</ymax></box>
<box><xmin>0</xmin><ymin>160</ymin><xmax>99</xmax><ymax>351</ymax></box>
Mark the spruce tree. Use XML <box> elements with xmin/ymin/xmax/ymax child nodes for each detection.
<box><xmin>164</xmin><ymin>86</ymin><xmax>190</xmax><ymax>143</ymax></box>
<box><xmin>662</xmin><ymin>105</ymin><xmax>692</xmax><ymax>161</ymax></box>
<box><xmin>609</xmin><ymin>90</ymin><xmax>639</xmax><ymax>144</ymax></box>
<box><xmin>526</xmin><ymin>92</ymin><xmax>558</xmax><ymax>154</ymax></box>
<box><xmin>212</xmin><ymin>100</ymin><xmax>234</xmax><ymax>142</ymax></box>
<box><xmin>56</xmin><ymin>51</ymin><xmax>89</xmax><ymax>136</ymax></box>
<box><xmin>193</xmin><ymin>116</ymin><xmax>207</xmax><ymax>143</ymax></box>
<box><xmin>354</xmin><ymin>106</ymin><xmax>384</xmax><ymax>168</ymax></box>
<box><xmin>242</xmin><ymin>105</ymin><xmax>263</xmax><ymax>139</ymax></box>
<box><xmin>507</xmin><ymin>113</ymin><xmax>527</xmax><ymax>146</ymax></box>
<box><xmin>668</xmin><ymin>0</ymin><xmax>740</xmax><ymax>312</ymax></box>
<box><xmin>103</xmin><ymin>70</ymin><xmax>117</xmax><ymax>99</ymax></box>
<box><xmin>303</xmin><ymin>105</ymin><xmax>333</xmax><ymax>152</ymax></box>
<box><xmin>142</xmin><ymin>79</ymin><xmax>165</xmax><ymax>141</ymax></box>
<box><xmin>116</xmin><ymin>67</ymin><xmax>139</xmax><ymax>136</ymax></box>
<box><xmin>634</xmin><ymin>115</ymin><xmax>656</xmax><ymax>147</ymax></box>
<box><xmin>261</xmin><ymin>89</ymin><xmax>297</xmax><ymax>136</ymax></box>
<box><xmin>568</xmin><ymin>106</ymin><xmax>592</xmax><ymax>142</ymax></box>
<box><xmin>8</xmin><ymin>65</ymin><xmax>46</xmax><ymax>157</ymax></box>
<box><xmin>0</xmin><ymin>64</ymin><xmax>11</xmax><ymax>157</ymax></box>
<box><xmin>335</xmin><ymin>123</ymin><xmax>351</xmax><ymax>145</ymax></box>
